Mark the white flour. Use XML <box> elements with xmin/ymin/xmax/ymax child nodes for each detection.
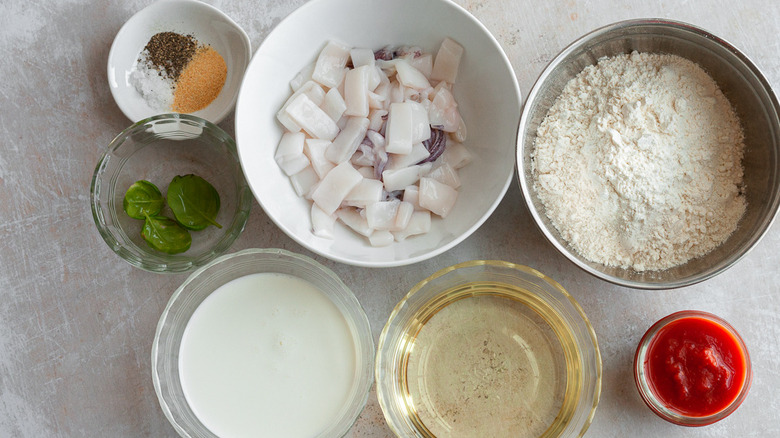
<box><xmin>532</xmin><ymin>52</ymin><xmax>746</xmax><ymax>271</ymax></box>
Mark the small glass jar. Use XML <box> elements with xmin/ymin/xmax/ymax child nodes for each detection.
<box><xmin>634</xmin><ymin>310</ymin><xmax>752</xmax><ymax>426</ymax></box>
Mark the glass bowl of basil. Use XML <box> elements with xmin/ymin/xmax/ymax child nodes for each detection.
<box><xmin>90</xmin><ymin>113</ymin><xmax>252</xmax><ymax>273</ymax></box>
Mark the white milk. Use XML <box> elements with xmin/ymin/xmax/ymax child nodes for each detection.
<box><xmin>178</xmin><ymin>272</ymin><xmax>357</xmax><ymax>438</ymax></box>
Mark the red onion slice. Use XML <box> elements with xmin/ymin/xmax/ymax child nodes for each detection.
<box><xmin>418</xmin><ymin>127</ymin><xmax>446</xmax><ymax>164</ymax></box>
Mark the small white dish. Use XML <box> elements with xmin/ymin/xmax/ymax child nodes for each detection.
<box><xmin>107</xmin><ymin>0</ymin><xmax>251</xmax><ymax>124</ymax></box>
<box><xmin>235</xmin><ymin>0</ymin><xmax>521</xmax><ymax>268</ymax></box>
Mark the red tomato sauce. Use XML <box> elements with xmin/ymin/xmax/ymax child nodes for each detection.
<box><xmin>645</xmin><ymin>316</ymin><xmax>748</xmax><ymax>417</ymax></box>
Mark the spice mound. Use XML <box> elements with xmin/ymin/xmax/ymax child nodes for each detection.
<box><xmin>129</xmin><ymin>32</ymin><xmax>227</xmax><ymax>113</ymax></box>
<box><xmin>531</xmin><ymin>51</ymin><xmax>746</xmax><ymax>272</ymax></box>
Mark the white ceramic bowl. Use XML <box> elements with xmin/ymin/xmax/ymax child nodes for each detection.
<box><xmin>235</xmin><ymin>0</ymin><xmax>521</xmax><ymax>267</ymax></box>
<box><xmin>107</xmin><ymin>0</ymin><xmax>251</xmax><ymax>124</ymax></box>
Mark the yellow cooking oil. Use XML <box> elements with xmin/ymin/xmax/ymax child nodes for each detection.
<box><xmin>394</xmin><ymin>281</ymin><xmax>583</xmax><ymax>438</ymax></box>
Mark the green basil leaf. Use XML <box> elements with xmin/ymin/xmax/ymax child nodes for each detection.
<box><xmin>167</xmin><ymin>174</ymin><xmax>222</xmax><ymax>230</ymax></box>
<box><xmin>123</xmin><ymin>180</ymin><xmax>163</xmax><ymax>219</ymax></box>
<box><xmin>141</xmin><ymin>215</ymin><xmax>192</xmax><ymax>254</ymax></box>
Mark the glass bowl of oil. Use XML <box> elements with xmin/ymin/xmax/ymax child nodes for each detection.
<box><xmin>376</xmin><ymin>260</ymin><xmax>601</xmax><ymax>438</ymax></box>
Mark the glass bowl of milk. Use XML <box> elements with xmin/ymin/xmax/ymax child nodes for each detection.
<box><xmin>152</xmin><ymin>248</ymin><xmax>374</xmax><ymax>437</ymax></box>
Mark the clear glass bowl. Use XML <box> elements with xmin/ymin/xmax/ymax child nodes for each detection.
<box><xmin>90</xmin><ymin>113</ymin><xmax>252</xmax><ymax>273</ymax></box>
<box><xmin>152</xmin><ymin>248</ymin><xmax>375</xmax><ymax>437</ymax></box>
<box><xmin>376</xmin><ymin>260</ymin><xmax>601</xmax><ymax>438</ymax></box>
<box><xmin>633</xmin><ymin>310</ymin><xmax>752</xmax><ymax>426</ymax></box>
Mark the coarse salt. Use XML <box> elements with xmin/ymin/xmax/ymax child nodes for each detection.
<box><xmin>129</xmin><ymin>54</ymin><xmax>174</xmax><ymax>111</ymax></box>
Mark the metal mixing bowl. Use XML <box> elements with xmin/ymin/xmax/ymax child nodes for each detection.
<box><xmin>517</xmin><ymin>19</ymin><xmax>780</xmax><ymax>289</ymax></box>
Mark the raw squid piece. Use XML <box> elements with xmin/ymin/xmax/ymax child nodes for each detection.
<box><xmin>385</xmin><ymin>102</ymin><xmax>414</xmax><ymax>154</ymax></box>
<box><xmin>387</xmin><ymin>143</ymin><xmax>430</xmax><ymax>170</ymax></box>
<box><xmin>350</xmin><ymin>48</ymin><xmax>376</xmax><ymax>68</ymax></box>
<box><xmin>409</xmin><ymin>101</ymin><xmax>431</xmax><ymax>143</ymax></box>
<box><xmin>410</xmin><ymin>54</ymin><xmax>433</xmax><ymax>78</ymax></box>
<box><xmin>393</xmin><ymin>210</ymin><xmax>431</xmax><ymax>241</ymax></box>
<box><xmin>365</xmin><ymin>200</ymin><xmax>401</xmax><ymax>230</ymax></box>
<box><xmin>383</xmin><ymin>163</ymin><xmax>431</xmax><ymax>192</ymax></box>
<box><xmin>275</xmin><ymin>132</ymin><xmax>310</xmax><ymax>176</ymax></box>
<box><xmin>419</xmin><ymin>177</ymin><xmax>458</xmax><ymax>218</ymax></box>
<box><xmin>312</xmin><ymin>40</ymin><xmax>350</xmax><ymax>88</ymax></box>
<box><xmin>290</xmin><ymin>62</ymin><xmax>315</xmax><ymax>91</ymax></box>
<box><xmin>337</xmin><ymin>208</ymin><xmax>373</xmax><ymax>237</ymax></box>
<box><xmin>368</xmin><ymin>109</ymin><xmax>388</xmax><ymax>131</ymax></box>
<box><xmin>394</xmin><ymin>201</ymin><xmax>414</xmax><ymax>230</ymax></box>
<box><xmin>368</xmin><ymin>230</ymin><xmax>394</xmax><ymax>247</ymax></box>
<box><xmin>321</xmin><ymin>88</ymin><xmax>347</xmax><ymax>122</ymax></box>
<box><xmin>344</xmin><ymin>178</ymin><xmax>383</xmax><ymax>207</ymax></box>
<box><xmin>326</xmin><ymin>116</ymin><xmax>370</xmax><ymax>163</ymax></box>
<box><xmin>428</xmin><ymin>84</ymin><xmax>461</xmax><ymax>132</ymax></box>
<box><xmin>304</xmin><ymin>138</ymin><xmax>335</xmax><ymax>179</ymax></box>
<box><xmin>290</xmin><ymin>166</ymin><xmax>319</xmax><ymax>198</ymax></box>
<box><xmin>427</xmin><ymin>161</ymin><xmax>461</xmax><ymax>188</ymax></box>
<box><xmin>402</xmin><ymin>185</ymin><xmax>423</xmax><ymax>211</ymax></box>
<box><xmin>431</xmin><ymin>37</ymin><xmax>464</xmax><ymax>83</ymax></box>
<box><xmin>385</xmin><ymin>102</ymin><xmax>430</xmax><ymax>154</ymax></box>
<box><xmin>395</xmin><ymin>59</ymin><xmax>431</xmax><ymax>90</ymax></box>
<box><xmin>439</xmin><ymin>142</ymin><xmax>472</xmax><ymax>169</ymax></box>
<box><xmin>311</xmin><ymin>161</ymin><xmax>363</xmax><ymax>215</ymax></box>
<box><xmin>311</xmin><ymin>204</ymin><xmax>337</xmax><ymax>238</ymax></box>
<box><xmin>277</xmin><ymin>81</ymin><xmax>326</xmax><ymax>132</ymax></box>
<box><xmin>344</xmin><ymin>65</ymin><xmax>372</xmax><ymax>117</ymax></box>
<box><xmin>285</xmin><ymin>93</ymin><xmax>340</xmax><ymax>141</ymax></box>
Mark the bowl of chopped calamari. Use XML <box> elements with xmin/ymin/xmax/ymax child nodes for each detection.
<box><xmin>235</xmin><ymin>0</ymin><xmax>521</xmax><ymax>267</ymax></box>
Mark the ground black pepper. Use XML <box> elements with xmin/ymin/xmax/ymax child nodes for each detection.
<box><xmin>141</xmin><ymin>32</ymin><xmax>198</xmax><ymax>80</ymax></box>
